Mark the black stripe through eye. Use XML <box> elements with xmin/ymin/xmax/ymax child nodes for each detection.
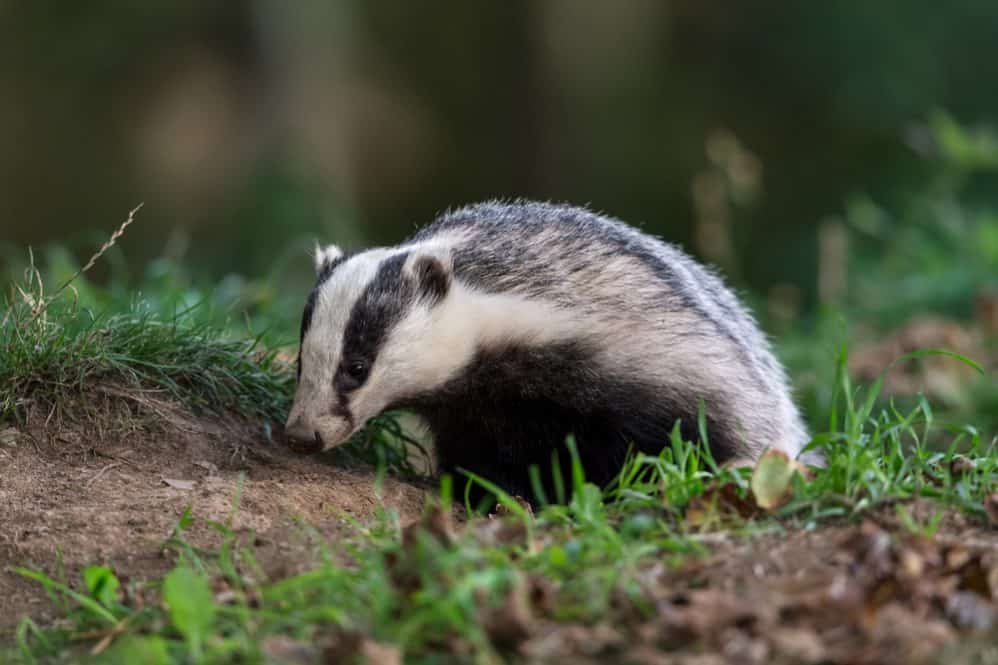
<box><xmin>336</xmin><ymin>251</ymin><xmax>411</xmax><ymax>394</ymax></box>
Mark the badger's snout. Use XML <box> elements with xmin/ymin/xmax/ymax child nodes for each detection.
<box><xmin>284</xmin><ymin>417</ymin><xmax>323</xmax><ymax>453</ymax></box>
<box><xmin>284</xmin><ymin>413</ymin><xmax>354</xmax><ymax>454</ymax></box>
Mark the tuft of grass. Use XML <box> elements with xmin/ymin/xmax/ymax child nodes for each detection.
<box><xmin>1</xmin><ymin>271</ymin><xmax>294</xmax><ymax>426</ymax></box>
<box><xmin>1</xmin><ymin>218</ymin><xmax>419</xmax><ymax>479</ymax></box>
<box><xmin>0</xmin><ymin>208</ymin><xmax>294</xmax><ymax>426</ymax></box>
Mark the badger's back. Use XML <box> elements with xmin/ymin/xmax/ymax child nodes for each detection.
<box><xmin>415</xmin><ymin>202</ymin><xmax>771</xmax><ymax>354</ymax></box>
<box><xmin>398</xmin><ymin>201</ymin><xmax>809</xmax><ymax>496</ymax></box>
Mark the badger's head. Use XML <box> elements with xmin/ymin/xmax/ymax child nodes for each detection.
<box><xmin>284</xmin><ymin>241</ymin><xmax>462</xmax><ymax>452</ymax></box>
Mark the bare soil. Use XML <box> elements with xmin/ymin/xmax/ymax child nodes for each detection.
<box><xmin>0</xmin><ymin>411</ymin><xmax>429</xmax><ymax>637</ymax></box>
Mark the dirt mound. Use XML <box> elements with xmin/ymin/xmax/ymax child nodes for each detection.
<box><xmin>0</xmin><ymin>410</ymin><xmax>430</xmax><ymax>635</ymax></box>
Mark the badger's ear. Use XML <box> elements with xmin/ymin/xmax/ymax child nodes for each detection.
<box><xmin>313</xmin><ymin>243</ymin><xmax>344</xmax><ymax>276</ymax></box>
<box><xmin>407</xmin><ymin>249</ymin><xmax>452</xmax><ymax>303</ymax></box>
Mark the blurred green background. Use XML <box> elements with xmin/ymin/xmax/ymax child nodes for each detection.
<box><xmin>0</xmin><ymin>0</ymin><xmax>998</xmax><ymax>321</ymax></box>
<box><xmin>0</xmin><ymin>2</ymin><xmax>994</xmax><ymax>290</ymax></box>
<box><xmin>1</xmin><ymin>2</ymin><xmax>996</xmax><ymax>425</ymax></box>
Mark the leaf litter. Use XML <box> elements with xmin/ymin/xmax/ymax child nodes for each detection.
<box><xmin>308</xmin><ymin>482</ymin><xmax>996</xmax><ymax>664</ymax></box>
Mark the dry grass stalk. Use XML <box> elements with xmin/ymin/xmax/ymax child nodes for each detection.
<box><xmin>19</xmin><ymin>203</ymin><xmax>143</xmax><ymax>328</ymax></box>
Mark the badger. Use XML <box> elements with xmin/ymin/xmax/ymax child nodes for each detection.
<box><xmin>285</xmin><ymin>200</ymin><xmax>813</xmax><ymax>503</ymax></box>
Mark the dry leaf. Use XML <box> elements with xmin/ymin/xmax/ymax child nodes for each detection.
<box><xmin>751</xmin><ymin>449</ymin><xmax>807</xmax><ymax>510</ymax></box>
<box><xmin>161</xmin><ymin>478</ymin><xmax>194</xmax><ymax>490</ymax></box>
<box><xmin>686</xmin><ymin>482</ymin><xmax>758</xmax><ymax>527</ymax></box>
<box><xmin>490</xmin><ymin>495</ymin><xmax>534</xmax><ymax>518</ymax></box>
<box><xmin>949</xmin><ymin>455</ymin><xmax>976</xmax><ymax>476</ymax></box>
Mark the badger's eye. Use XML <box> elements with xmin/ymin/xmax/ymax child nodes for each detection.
<box><xmin>336</xmin><ymin>358</ymin><xmax>370</xmax><ymax>391</ymax></box>
<box><xmin>346</xmin><ymin>360</ymin><xmax>368</xmax><ymax>380</ymax></box>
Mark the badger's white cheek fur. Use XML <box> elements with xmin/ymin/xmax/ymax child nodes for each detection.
<box><xmin>342</xmin><ymin>370</ymin><xmax>394</xmax><ymax>437</ymax></box>
<box><xmin>314</xmin><ymin>415</ymin><xmax>354</xmax><ymax>450</ymax></box>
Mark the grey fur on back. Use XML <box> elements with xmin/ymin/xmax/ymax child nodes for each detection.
<box><xmin>409</xmin><ymin>200</ymin><xmax>810</xmax><ymax>459</ymax></box>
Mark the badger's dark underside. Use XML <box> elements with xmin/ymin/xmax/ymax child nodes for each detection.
<box><xmin>397</xmin><ymin>341</ymin><xmax>739</xmax><ymax>506</ymax></box>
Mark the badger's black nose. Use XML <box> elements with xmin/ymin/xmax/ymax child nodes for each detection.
<box><xmin>285</xmin><ymin>426</ymin><xmax>324</xmax><ymax>454</ymax></box>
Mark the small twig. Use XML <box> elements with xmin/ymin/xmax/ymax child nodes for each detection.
<box><xmin>85</xmin><ymin>462</ymin><xmax>121</xmax><ymax>488</ymax></box>
<box><xmin>44</xmin><ymin>402</ymin><xmax>57</xmax><ymax>428</ymax></box>
<box><xmin>62</xmin><ymin>204</ymin><xmax>144</xmax><ymax>290</ymax></box>
<box><xmin>82</xmin><ymin>615</ymin><xmax>131</xmax><ymax>655</ymax></box>
<box><xmin>93</xmin><ymin>448</ymin><xmax>139</xmax><ymax>469</ymax></box>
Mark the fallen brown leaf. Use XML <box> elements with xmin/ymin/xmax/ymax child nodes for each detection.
<box><xmin>489</xmin><ymin>495</ymin><xmax>534</xmax><ymax>518</ymax></box>
<box><xmin>161</xmin><ymin>478</ymin><xmax>194</xmax><ymax>490</ymax></box>
<box><xmin>685</xmin><ymin>482</ymin><xmax>757</xmax><ymax>528</ymax></box>
<box><xmin>949</xmin><ymin>455</ymin><xmax>977</xmax><ymax>476</ymax></box>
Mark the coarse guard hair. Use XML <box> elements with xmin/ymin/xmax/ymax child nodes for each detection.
<box><xmin>286</xmin><ymin>200</ymin><xmax>815</xmax><ymax>503</ymax></box>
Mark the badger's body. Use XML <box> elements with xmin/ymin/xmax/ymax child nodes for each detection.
<box><xmin>286</xmin><ymin>201</ymin><xmax>811</xmax><ymax>502</ymax></box>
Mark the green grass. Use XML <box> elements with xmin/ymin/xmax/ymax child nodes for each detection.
<box><xmin>1</xmin><ymin>231</ymin><xmax>295</xmax><ymax>425</ymax></box>
<box><xmin>0</xmin><ymin>299</ymin><xmax>292</xmax><ymax>425</ymax></box>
